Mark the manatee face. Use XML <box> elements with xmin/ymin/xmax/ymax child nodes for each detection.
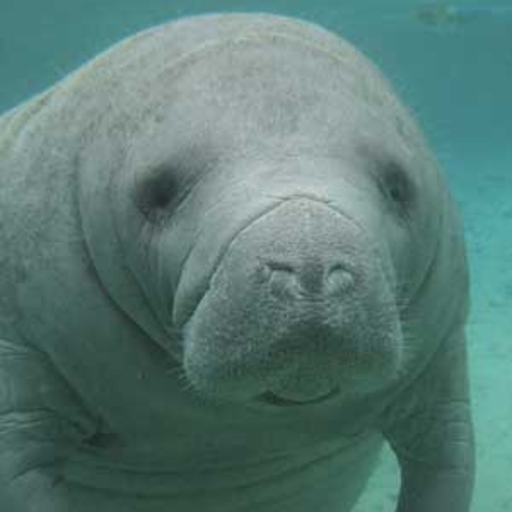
<box><xmin>87</xmin><ymin>30</ymin><xmax>441</xmax><ymax>409</ymax></box>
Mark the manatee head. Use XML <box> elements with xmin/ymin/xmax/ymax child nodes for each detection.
<box><xmin>76</xmin><ymin>14</ymin><xmax>443</xmax><ymax>408</ymax></box>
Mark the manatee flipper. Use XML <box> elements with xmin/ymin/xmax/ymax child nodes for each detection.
<box><xmin>0</xmin><ymin>338</ymin><xmax>96</xmax><ymax>511</ymax></box>
<box><xmin>381</xmin><ymin>329</ymin><xmax>474</xmax><ymax>512</ymax></box>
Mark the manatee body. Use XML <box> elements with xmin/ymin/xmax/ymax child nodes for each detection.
<box><xmin>0</xmin><ymin>13</ymin><xmax>474</xmax><ymax>512</ymax></box>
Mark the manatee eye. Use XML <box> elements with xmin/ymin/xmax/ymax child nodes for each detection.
<box><xmin>133</xmin><ymin>165</ymin><xmax>179</xmax><ymax>223</ymax></box>
<box><xmin>378</xmin><ymin>161</ymin><xmax>415</xmax><ymax>217</ymax></box>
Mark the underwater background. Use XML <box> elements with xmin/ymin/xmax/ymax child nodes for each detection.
<box><xmin>0</xmin><ymin>0</ymin><xmax>510</xmax><ymax>510</ymax></box>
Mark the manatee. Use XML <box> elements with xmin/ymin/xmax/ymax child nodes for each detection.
<box><xmin>0</xmin><ymin>12</ymin><xmax>474</xmax><ymax>512</ymax></box>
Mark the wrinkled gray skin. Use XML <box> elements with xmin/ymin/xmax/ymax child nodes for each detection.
<box><xmin>0</xmin><ymin>13</ymin><xmax>474</xmax><ymax>512</ymax></box>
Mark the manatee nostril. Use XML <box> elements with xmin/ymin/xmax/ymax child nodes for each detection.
<box><xmin>263</xmin><ymin>264</ymin><xmax>302</xmax><ymax>300</ymax></box>
<box><xmin>262</xmin><ymin>261</ymin><xmax>354</xmax><ymax>299</ymax></box>
<box><xmin>325</xmin><ymin>265</ymin><xmax>355</xmax><ymax>297</ymax></box>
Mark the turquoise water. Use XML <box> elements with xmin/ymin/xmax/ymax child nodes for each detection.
<box><xmin>1</xmin><ymin>1</ymin><xmax>511</xmax><ymax>510</ymax></box>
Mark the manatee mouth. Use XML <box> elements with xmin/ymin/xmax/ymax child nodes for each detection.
<box><xmin>257</xmin><ymin>387</ymin><xmax>340</xmax><ymax>407</ymax></box>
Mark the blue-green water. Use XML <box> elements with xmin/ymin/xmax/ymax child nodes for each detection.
<box><xmin>1</xmin><ymin>1</ymin><xmax>511</xmax><ymax>510</ymax></box>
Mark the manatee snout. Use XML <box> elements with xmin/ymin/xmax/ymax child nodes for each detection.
<box><xmin>128</xmin><ymin>155</ymin><xmax>414</xmax><ymax>408</ymax></box>
<box><xmin>178</xmin><ymin>197</ymin><xmax>403</xmax><ymax>406</ymax></box>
